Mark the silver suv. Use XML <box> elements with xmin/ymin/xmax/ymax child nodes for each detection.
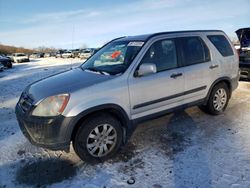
<box><xmin>16</xmin><ymin>30</ymin><xmax>239</xmax><ymax>163</ymax></box>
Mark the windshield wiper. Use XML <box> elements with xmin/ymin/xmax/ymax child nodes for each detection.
<box><xmin>84</xmin><ymin>67</ymin><xmax>110</xmax><ymax>75</ymax></box>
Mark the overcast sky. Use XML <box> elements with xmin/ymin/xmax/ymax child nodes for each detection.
<box><xmin>0</xmin><ymin>0</ymin><xmax>249</xmax><ymax>49</ymax></box>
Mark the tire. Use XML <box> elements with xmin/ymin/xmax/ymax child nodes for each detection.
<box><xmin>73</xmin><ymin>113</ymin><xmax>123</xmax><ymax>163</ymax></box>
<box><xmin>200</xmin><ymin>82</ymin><xmax>230</xmax><ymax>115</ymax></box>
<box><xmin>7</xmin><ymin>62</ymin><xmax>12</xmax><ymax>68</ymax></box>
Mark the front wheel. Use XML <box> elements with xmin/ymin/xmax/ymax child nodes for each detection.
<box><xmin>73</xmin><ymin>113</ymin><xmax>123</xmax><ymax>163</ymax></box>
<box><xmin>200</xmin><ymin>83</ymin><xmax>230</xmax><ymax>115</ymax></box>
<box><xmin>7</xmin><ymin>62</ymin><xmax>12</xmax><ymax>68</ymax></box>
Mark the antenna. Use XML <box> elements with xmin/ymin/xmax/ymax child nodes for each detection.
<box><xmin>70</xmin><ymin>23</ymin><xmax>75</xmax><ymax>70</ymax></box>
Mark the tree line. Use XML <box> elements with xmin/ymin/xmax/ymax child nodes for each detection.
<box><xmin>0</xmin><ymin>44</ymin><xmax>58</xmax><ymax>55</ymax></box>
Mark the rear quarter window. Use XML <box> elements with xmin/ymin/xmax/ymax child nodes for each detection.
<box><xmin>207</xmin><ymin>35</ymin><xmax>234</xmax><ymax>57</ymax></box>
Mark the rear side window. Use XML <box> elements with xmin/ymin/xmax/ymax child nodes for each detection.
<box><xmin>177</xmin><ymin>36</ymin><xmax>210</xmax><ymax>66</ymax></box>
<box><xmin>140</xmin><ymin>39</ymin><xmax>178</xmax><ymax>72</ymax></box>
<box><xmin>207</xmin><ymin>35</ymin><xmax>234</xmax><ymax>57</ymax></box>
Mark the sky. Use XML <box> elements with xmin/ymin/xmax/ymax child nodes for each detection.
<box><xmin>0</xmin><ymin>0</ymin><xmax>249</xmax><ymax>49</ymax></box>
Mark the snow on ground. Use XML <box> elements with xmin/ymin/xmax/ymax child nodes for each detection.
<box><xmin>0</xmin><ymin>58</ymin><xmax>250</xmax><ymax>188</ymax></box>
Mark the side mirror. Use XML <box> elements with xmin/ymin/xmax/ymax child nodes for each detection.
<box><xmin>136</xmin><ymin>63</ymin><xmax>157</xmax><ymax>77</ymax></box>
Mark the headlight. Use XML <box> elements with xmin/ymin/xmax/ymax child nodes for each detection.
<box><xmin>32</xmin><ymin>94</ymin><xmax>70</xmax><ymax>117</ymax></box>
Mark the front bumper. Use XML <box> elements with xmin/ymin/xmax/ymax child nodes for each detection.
<box><xmin>16</xmin><ymin>59</ymin><xmax>30</xmax><ymax>63</ymax></box>
<box><xmin>15</xmin><ymin>104</ymin><xmax>73</xmax><ymax>151</ymax></box>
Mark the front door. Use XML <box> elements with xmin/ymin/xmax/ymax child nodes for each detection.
<box><xmin>128</xmin><ymin>38</ymin><xmax>185</xmax><ymax>120</ymax></box>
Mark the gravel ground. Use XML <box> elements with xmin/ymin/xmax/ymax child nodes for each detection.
<box><xmin>0</xmin><ymin>58</ymin><xmax>250</xmax><ymax>188</ymax></box>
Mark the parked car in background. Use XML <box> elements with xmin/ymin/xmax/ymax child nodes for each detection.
<box><xmin>44</xmin><ymin>52</ymin><xmax>55</xmax><ymax>57</ymax></box>
<box><xmin>62</xmin><ymin>51</ymin><xmax>73</xmax><ymax>58</ymax></box>
<box><xmin>12</xmin><ymin>53</ymin><xmax>29</xmax><ymax>63</ymax></box>
<box><xmin>30</xmin><ymin>53</ymin><xmax>44</xmax><ymax>58</ymax></box>
<box><xmin>236</xmin><ymin>28</ymin><xmax>250</xmax><ymax>80</ymax></box>
<box><xmin>0</xmin><ymin>55</ymin><xmax>12</xmax><ymax>68</ymax></box>
<box><xmin>16</xmin><ymin>30</ymin><xmax>239</xmax><ymax>163</ymax></box>
<box><xmin>71</xmin><ymin>49</ymin><xmax>80</xmax><ymax>58</ymax></box>
<box><xmin>79</xmin><ymin>49</ymin><xmax>95</xmax><ymax>59</ymax></box>
<box><xmin>55</xmin><ymin>50</ymin><xmax>66</xmax><ymax>58</ymax></box>
<box><xmin>56</xmin><ymin>53</ymin><xmax>62</xmax><ymax>58</ymax></box>
<box><xmin>44</xmin><ymin>52</ymin><xmax>51</xmax><ymax>57</ymax></box>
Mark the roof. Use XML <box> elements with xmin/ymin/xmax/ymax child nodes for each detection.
<box><xmin>115</xmin><ymin>30</ymin><xmax>224</xmax><ymax>42</ymax></box>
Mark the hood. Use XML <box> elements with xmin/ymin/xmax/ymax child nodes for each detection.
<box><xmin>28</xmin><ymin>68</ymin><xmax>114</xmax><ymax>103</ymax></box>
<box><xmin>236</xmin><ymin>28</ymin><xmax>250</xmax><ymax>48</ymax></box>
<box><xmin>0</xmin><ymin>56</ymin><xmax>9</xmax><ymax>61</ymax></box>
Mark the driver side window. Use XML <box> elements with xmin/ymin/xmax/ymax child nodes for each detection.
<box><xmin>140</xmin><ymin>39</ymin><xmax>177</xmax><ymax>72</ymax></box>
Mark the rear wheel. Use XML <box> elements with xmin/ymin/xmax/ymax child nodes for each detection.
<box><xmin>73</xmin><ymin>113</ymin><xmax>123</xmax><ymax>163</ymax></box>
<box><xmin>200</xmin><ymin>82</ymin><xmax>230</xmax><ymax>115</ymax></box>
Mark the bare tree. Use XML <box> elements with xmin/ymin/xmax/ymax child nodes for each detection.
<box><xmin>35</xmin><ymin>46</ymin><xmax>58</xmax><ymax>53</ymax></box>
<box><xmin>0</xmin><ymin>44</ymin><xmax>36</xmax><ymax>55</ymax></box>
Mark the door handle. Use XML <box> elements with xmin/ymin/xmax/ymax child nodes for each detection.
<box><xmin>209</xmin><ymin>64</ymin><xmax>219</xmax><ymax>69</ymax></box>
<box><xmin>170</xmin><ymin>73</ymin><xmax>183</xmax><ymax>79</ymax></box>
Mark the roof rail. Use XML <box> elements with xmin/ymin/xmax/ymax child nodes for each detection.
<box><xmin>146</xmin><ymin>30</ymin><xmax>224</xmax><ymax>41</ymax></box>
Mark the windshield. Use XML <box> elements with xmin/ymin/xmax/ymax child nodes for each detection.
<box><xmin>16</xmin><ymin>54</ymin><xmax>25</xmax><ymax>57</ymax></box>
<box><xmin>81</xmin><ymin>40</ymin><xmax>143</xmax><ymax>75</ymax></box>
<box><xmin>83</xmin><ymin>50</ymin><xmax>91</xmax><ymax>53</ymax></box>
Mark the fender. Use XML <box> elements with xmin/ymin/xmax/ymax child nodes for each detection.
<box><xmin>66</xmin><ymin>103</ymin><xmax>133</xmax><ymax>144</ymax></box>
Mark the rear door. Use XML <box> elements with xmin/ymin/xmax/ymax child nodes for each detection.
<box><xmin>176</xmin><ymin>36</ymin><xmax>213</xmax><ymax>104</ymax></box>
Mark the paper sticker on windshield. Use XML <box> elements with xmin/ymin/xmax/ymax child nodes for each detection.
<box><xmin>128</xmin><ymin>42</ymin><xmax>144</xmax><ymax>47</ymax></box>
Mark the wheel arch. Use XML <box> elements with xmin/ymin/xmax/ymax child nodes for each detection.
<box><xmin>69</xmin><ymin>104</ymin><xmax>132</xmax><ymax>144</ymax></box>
<box><xmin>205</xmin><ymin>77</ymin><xmax>232</xmax><ymax>103</ymax></box>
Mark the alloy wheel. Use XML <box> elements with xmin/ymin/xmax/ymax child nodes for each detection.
<box><xmin>86</xmin><ymin>124</ymin><xmax>117</xmax><ymax>157</ymax></box>
<box><xmin>213</xmin><ymin>88</ymin><xmax>227</xmax><ymax>111</ymax></box>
